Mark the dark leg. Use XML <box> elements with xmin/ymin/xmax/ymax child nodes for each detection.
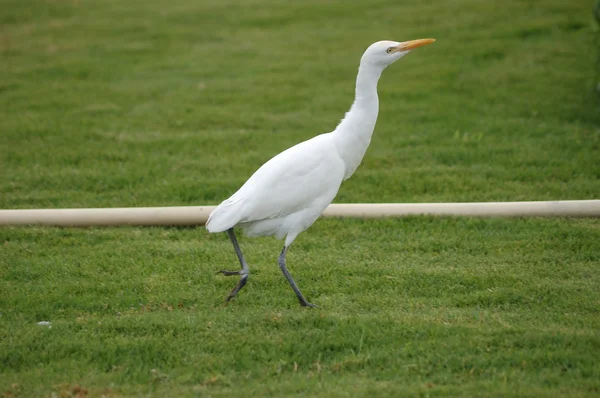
<box><xmin>278</xmin><ymin>246</ymin><xmax>316</xmax><ymax>308</ymax></box>
<box><xmin>216</xmin><ymin>228</ymin><xmax>250</xmax><ymax>302</ymax></box>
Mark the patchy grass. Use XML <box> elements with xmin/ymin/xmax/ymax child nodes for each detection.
<box><xmin>1</xmin><ymin>0</ymin><xmax>599</xmax><ymax>396</ymax></box>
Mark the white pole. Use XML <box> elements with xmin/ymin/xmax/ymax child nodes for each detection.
<box><xmin>322</xmin><ymin>200</ymin><xmax>600</xmax><ymax>218</ymax></box>
<box><xmin>0</xmin><ymin>206</ymin><xmax>215</xmax><ymax>227</ymax></box>
<box><xmin>0</xmin><ymin>200</ymin><xmax>598</xmax><ymax>227</ymax></box>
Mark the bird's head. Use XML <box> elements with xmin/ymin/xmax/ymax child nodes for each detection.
<box><xmin>360</xmin><ymin>39</ymin><xmax>435</xmax><ymax>69</ymax></box>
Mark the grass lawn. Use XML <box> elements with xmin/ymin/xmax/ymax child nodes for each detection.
<box><xmin>1</xmin><ymin>0</ymin><xmax>599</xmax><ymax>396</ymax></box>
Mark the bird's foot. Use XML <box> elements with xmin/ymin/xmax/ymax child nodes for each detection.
<box><xmin>224</xmin><ymin>273</ymin><xmax>249</xmax><ymax>302</ymax></box>
<box><xmin>217</xmin><ymin>270</ymin><xmax>241</xmax><ymax>276</ymax></box>
<box><xmin>299</xmin><ymin>299</ymin><xmax>318</xmax><ymax>308</ymax></box>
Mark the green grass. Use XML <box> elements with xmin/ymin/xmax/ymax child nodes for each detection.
<box><xmin>1</xmin><ymin>0</ymin><xmax>599</xmax><ymax>396</ymax></box>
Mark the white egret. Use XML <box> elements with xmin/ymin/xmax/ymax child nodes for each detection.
<box><xmin>206</xmin><ymin>38</ymin><xmax>435</xmax><ymax>307</ymax></box>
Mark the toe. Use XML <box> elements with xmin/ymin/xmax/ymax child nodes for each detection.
<box><xmin>217</xmin><ymin>270</ymin><xmax>241</xmax><ymax>276</ymax></box>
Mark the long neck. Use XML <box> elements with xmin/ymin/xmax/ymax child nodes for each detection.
<box><xmin>333</xmin><ymin>63</ymin><xmax>383</xmax><ymax>179</ymax></box>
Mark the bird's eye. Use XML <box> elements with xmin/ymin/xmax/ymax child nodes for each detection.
<box><xmin>386</xmin><ymin>47</ymin><xmax>393</xmax><ymax>54</ymax></box>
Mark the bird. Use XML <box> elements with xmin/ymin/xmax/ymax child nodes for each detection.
<box><xmin>206</xmin><ymin>38</ymin><xmax>435</xmax><ymax>307</ymax></box>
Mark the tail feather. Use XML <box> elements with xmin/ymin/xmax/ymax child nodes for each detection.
<box><xmin>205</xmin><ymin>200</ymin><xmax>243</xmax><ymax>233</ymax></box>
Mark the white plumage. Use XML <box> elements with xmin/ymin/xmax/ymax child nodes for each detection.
<box><xmin>206</xmin><ymin>38</ymin><xmax>435</xmax><ymax>307</ymax></box>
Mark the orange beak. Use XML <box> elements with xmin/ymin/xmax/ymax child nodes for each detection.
<box><xmin>393</xmin><ymin>38</ymin><xmax>436</xmax><ymax>53</ymax></box>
